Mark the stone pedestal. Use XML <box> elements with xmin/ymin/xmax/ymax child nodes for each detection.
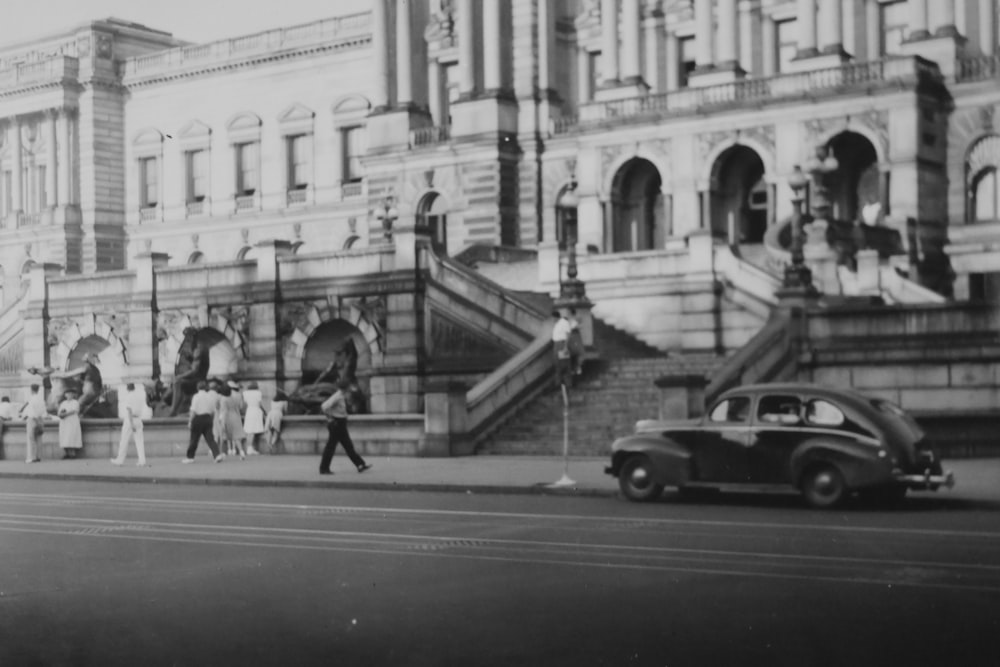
<box><xmin>421</xmin><ymin>381</ymin><xmax>468</xmax><ymax>457</ymax></box>
<box><xmin>128</xmin><ymin>252</ymin><xmax>170</xmax><ymax>383</ymax></box>
<box><xmin>654</xmin><ymin>374</ymin><xmax>708</xmax><ymax>419</ymax></box>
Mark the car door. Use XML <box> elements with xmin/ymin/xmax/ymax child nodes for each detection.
<box><xmin>692</xmin><ymin>395</ymin><xmax>752</xmax><ymax>483</ymax></box>
<box><xmin>747</xmin><ymin>393</ymin><xmax>805</xmax><ymax>484</ymax></box>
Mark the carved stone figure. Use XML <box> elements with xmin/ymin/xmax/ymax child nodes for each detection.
<box><xmin>288</xmin><ymin>338</ymin><xmax>367</xmax><ymax>415</ymax></box>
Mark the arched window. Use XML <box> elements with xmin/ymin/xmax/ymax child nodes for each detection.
<box><xmin>417</xmin><ymin>192</ymin><xmax>448</xmax><ymax>254</ymax></box>
<box><xmin>610</xmin><ymin>159</ymin><xmax>663</xmax><ymax>252</ymax></box>
<box><xmin>973</xmin><ymin>168</ymin><xmax>999</xmax><ymax>222</ymax></box>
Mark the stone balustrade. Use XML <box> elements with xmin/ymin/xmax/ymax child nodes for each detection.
<box><xmin>156</xmin><ymin>260</ymin><xmax>256</xmax><ymax>293</ymax></box>
<box><xmin>48</xmin><ymin>270</ymin><xmax>137</xmax><ymax>302</ymax></box>
<box><xmin>556</xmin><ymin>56</ymin><xmax>943</xmax><ymax>135</ymax></box>
<box><xmin>123</xmin><ymin>13</ymin><xmax>370</xmax><ymax>82</ymax></box>
<box><xmin>278</xmin><ymin>246</ymin><xmax>396</xmax><ymax>283</ymax></box>
<box><xmin>409</xmin><ymin>125</ymin><xmax>451</xmax><ymax>147</ymax></box>
<box><xmin>0</xmin><ymin>56</ymin><xmax>79</xmax><ymax>90</ymax></box>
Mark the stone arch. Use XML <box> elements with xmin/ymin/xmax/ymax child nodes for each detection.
<box><xmin>52</xmin><ymin>324</ymin><xmax>127</xmax><ymax>386</ymax></box>
<box><xmin>602</xmin><ymin>150</ymin><xmax>670</xmax><ymax>200</ymax></box>
<box><xmin>132</xmin><ymin>127</ymin><xmax>164</xmax><ymax>148</ymax></box>
<box><xmin>608</xmin><ymin>158</ymin><xmax>665</xmax><ymax>252</ymax></box>
<box><xmin>187</xmin><ymin>251</ymin><xmax>204</xmax><ymax>264</ymax></box>
<box><xmin>281</xmin><ymin>302</ymin><xmax>383</xmax><ymax>379</ymax></box>
<box><xmin>827</xmin><ymin>131</ymin><xmax>880</xmax><ymax>223</ymax></box>
<box><xmin>813</xmin><ymin>122</ymin><xmax>887</xmax><ymax>168</ymax></box>
<box><xmin>332</xmin><ymin>94</ymin><xmax>372</xmax><ymax>115</ymax></box>
<box><xmin>966</xmin><ymin>134</ymin><xmax>1000</xmax><ymax>222</ymax></box>
<box><xmin>707</xmin><ymin>144</ymin><xmax>768</xmax><ymax>244</ymax></box>
<box><xmin>342</xmin><ymin>235</ymin><xmax>360</xmax><ymax>250</ymax></box>
<box><xmin>162</xmin><ymin>321</ymin><xmax>240</xmax><ymax>381</ymax></box>
<box><xmin>226</xmin><ymin>111</ymin><xmax>263</xmax><ymax>133</ymax></box>
<box><xmin>236</xmin><ymin>245</ymin><xmax>258</xmax><ymax>261</ymax></box>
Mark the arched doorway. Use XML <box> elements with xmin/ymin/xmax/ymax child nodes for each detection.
<box><xmin>709</xmin><ymin>145</ymin><xmax>767</xmax><ymax>244</ymax></box>
<box><xmin>299</xmin><ymin>320</ymin><xmax>371</xmax><ymax>414</ymax></box>
<box><xmin>828</xmin><ymin>132</ymin><xmax>879</xmax><ymax>223</ymax></box>
<box><xmin>417</xmin><ymin>192</ymin><xmax>448</xmax><ymax>254</ymax></box>
<box><xmin>610</xmin><ymin>158</ymin><xmax>663</xmax><ymax>252</ymax></box>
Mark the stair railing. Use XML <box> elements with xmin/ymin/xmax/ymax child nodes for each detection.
<box><xmin>463</xmin><ymin>329</ymin><xmax>556</xmax><ymax>449</ymax></box>
<box><xmin>705</xmin><ymin>309</ymin><xmax>797</xmax><ymax>406</ymax></box>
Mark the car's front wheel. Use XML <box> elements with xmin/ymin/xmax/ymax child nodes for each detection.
<box><xmin>800</xmin><ymin>463</ymin><xmax>847</xmax><ymax>508</ymax></box>
<box><xmin>618</xmin><ymin>455</ymin><xmax>664</xmax><ymax>502</ymax></box>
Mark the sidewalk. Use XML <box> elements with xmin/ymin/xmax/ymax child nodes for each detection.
<box><xmin>0</xmin><ymin>455</ymin><xmax>997</xmax><ymax>503</ymax></box>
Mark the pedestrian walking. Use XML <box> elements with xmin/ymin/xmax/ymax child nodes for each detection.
<box><xmin>264</xmin><ymin>390</ymin><xmax>288</xmax><ymax>454</ymax></box>
<box><xmin>19</xmin><ymin>384</ymin><xmax>48</xmax><ymax>463</ymax></box>
<box><xmin>242</xmin><ymin>381</ymin><xmax>265</xmax><ymax>455</ymax></box>
<box><xmin>183</xmin><ymin>380</ymin><xmax>223</xmax><ymax>463</ymax></box>
<box><xmin>57</xmin><ymin>389</ymin><xmax>83</xmax><ymax>459</ymax></box>
<box><xmin>567</xmin><ymin>307</ymin><xmax>584</xmax><ymax>376</ymax></box>
<box><xmin>318</xmin><ymin>378</ymin><xmax>372</xmax><ymax>476</ymax></box>
<box><xmin>0</xmin><ymin>396</ymin><xmax>16</xmax><ymax>421</ymax></box>
<box><xmin>112</xmin><ymin>382</ymin><xmax>149</xmax><ymax>466</ymax></box>
<box><xmin>218</xmin><ymin>380</ymin><xmax>247</xmax><ymax>459</ymax></box>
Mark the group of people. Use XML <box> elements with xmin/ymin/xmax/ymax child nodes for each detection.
<box><xmin>181</xmin><ymin>379</ymin><xmax>287</xmax><ymax>464</ymax></box>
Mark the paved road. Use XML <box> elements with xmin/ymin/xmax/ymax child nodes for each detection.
<box><xmin>1</xmin><ymin>479</ymin><xmax>998</xmax><ymax>666</ymax></box>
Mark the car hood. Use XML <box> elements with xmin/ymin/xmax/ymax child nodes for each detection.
<box><xmin>635</xmin><ymin>418</ymin><xmax>700</xmax><ymax>433</ymax></box>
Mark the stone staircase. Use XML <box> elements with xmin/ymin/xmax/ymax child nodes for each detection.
<box><xmin>476</xmin><ymin>314</ymin><xmax>724</xmax><ymax>456</ymax></box>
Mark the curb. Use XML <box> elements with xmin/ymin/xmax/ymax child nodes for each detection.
<box><xmin>0</xmin><ymin>471</ymin><xmax>619</xmax><ymax>498</ymax></box>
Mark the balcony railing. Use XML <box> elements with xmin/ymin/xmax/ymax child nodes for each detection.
<box><xmin>17</xmin><ymin>212</ymin><xmax>40</xmax><ymax>227</ymax></box>
<box><xmin>235</xmin><ymin>194</ymin><xmax>257</xmax><ymax>212</ymax></box>
<box><xmin>341</xmin><ymin>181</ymin><xmax>364</xmax><ymax>199</ymax></box>
<box><xmin>410</xmin><ymin>125</ymin><xmax>451</xmax><ymax>147</ymax></box>
<box><xmin>186</xmin><ymin>200</ymin><xmax>205</xmax><ymax>217</ymax></box>
<box><xmin>556</xmin><ymin>56</ymin><xmax>943</xmax><ymax>135</ymax></box>
<box><xmin>286</xmin><ymin>189</ymin><xmax>308</xmax><ymax>206</ymax></box>
<box><xmin>124</xmin><ymin>12</ymin><xmax>370</xmax><ymax>80</ymax></box>
<box><xmin>0</xmin><ymin>56</ymin><xmax>79</xmax><ymax>89</ymax></box>
<box><xmin>138</xmin><ymin>206</ymin><xmax>158</xmax><ymax>223</ymax></box>
<box><xmin>957</xmin><ymin>53</ymin><xmax>1000</xmax><ymax>83</ymax></box>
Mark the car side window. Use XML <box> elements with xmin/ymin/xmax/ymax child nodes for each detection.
<box><xmin>708</xmin><ymin>397</ymin><xmax>751</xmax><ymax>424</ymax></box>
<box><xmin>804</xmin><ymin>399</ymin><xmax>845</xmax><ymax>427</ymax></box>
<box><xmin>757</xmin><ymin>395</ymin><xmax>802</xmax><ymax>425</ymax></box>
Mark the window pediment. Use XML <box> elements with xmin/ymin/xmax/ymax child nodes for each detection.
<box><xmin>178</xmin><ymin>120</ymin><xmax>212</xmax><ymax>150</ymax></box>
<box><xmin>278</xmin><ymin>103</ymin><xmax>315</xmax><ymax>135</ymax></box>
<box><xmin>228</xmin><ymin>112</ymin><xmax>262</xmax><ymax>144</ymax></box>
<box><xmin>133</xmin><ymin>128</ymin><xmax>164</xmax><ymax>157</ymax></box>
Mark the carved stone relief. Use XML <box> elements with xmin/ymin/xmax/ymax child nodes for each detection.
<box><xmin>344</xmin><ymin>295</ymin><xmax>387</xmax><ymax>352</ymax></box>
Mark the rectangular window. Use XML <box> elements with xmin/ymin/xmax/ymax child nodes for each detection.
<box><xmin>679</xmin><ymin>37</ymin><xmax>696</xmax><ymax>87</ymax></box>
<box><xmin>342</xmin><ymin>127</ymin><xmax>366</xmax><ymax>183</ymax></box>
<box><xmin>880</xmin><ymin>1</ymin><xmax>908</xmax><ymax>55</ymax></box>
<box><xmin>186</xmin><ymin>149</ymin><xmax>208</xmax><ymax>202</ymax></box>
<box><xmin>235</xmin><ymin>142</ymin><xmax>259</xmax><ymax>196</ymax></box>
<box><xmin>139</xmin><ymin>157</ymin><xmax>158</xmax><ymax>207</ymax></box>
<box><xmin>287</xmin><ymin>135</ymin><xmax>310</xmax><ymax>190</ymax></box>
<box><xmin>776</xmin><ymin>19</ymin><xmax>797</xmax><ymax>73</ymax></box>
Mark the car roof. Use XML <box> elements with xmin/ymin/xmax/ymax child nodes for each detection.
<box><xmin>717</xmin><ymin>383</ymin><xmax>874</xmax><ymax>410</ymax></box>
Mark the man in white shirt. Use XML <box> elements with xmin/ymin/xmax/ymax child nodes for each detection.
<box><xmin>550</xmin><ymin>309</ymin><xmax>573</xmax><ymax>386</ymax></box>
<box><xmin>183</xmin><ymin>380</ymin><xmax>223</xmax><ymax>463</ymax></box>
<box><xmin>0</xmin><ymin>396</ymin><xmax>16</xmax><ymax>421</ymax></box>
<box><xmin>19</xmin><ymin>384</ymin><xmax>49</xmax><ymax>463</ymax></box>
<box><xmin>112</xmin><ymin>382</ymin><xmax>149</xmax><ymax>466</ymax></box>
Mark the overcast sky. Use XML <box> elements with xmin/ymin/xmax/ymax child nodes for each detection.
<box><xmin>2</xmin><ymin>0</ymin><xmax>369</xmax><ymax>48</ymax></box>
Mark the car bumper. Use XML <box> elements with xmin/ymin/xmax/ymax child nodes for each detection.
<box><xmin>893</xmin><ymin>469</ymin><xmax>955</xmax><ymax>490</ymax></box>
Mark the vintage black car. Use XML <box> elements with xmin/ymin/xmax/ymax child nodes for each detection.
<box><xmin>605</xmin><ymin>383</ymin><xmax>954</xmax><ymax>508</ymax></box>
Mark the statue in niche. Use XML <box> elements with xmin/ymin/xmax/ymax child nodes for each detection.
<box><xmin>160</xmin><ymin>327</ymin><xmax>210</xmax><ymax>416</ymax></box>
<box><xmin>288</xmin><ymin>337</ymin><xmax>367</xmax><ymax>415</ymax></box>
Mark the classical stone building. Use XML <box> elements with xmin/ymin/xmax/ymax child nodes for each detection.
<box><xmin>0</xmin><ymin>1</ymin><xmax>998</xmax><ymax>435</ymax></box>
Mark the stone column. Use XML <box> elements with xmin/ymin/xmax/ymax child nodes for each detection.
<box><xmin>819</xmin><ymin>0</ymin><xmax>843</xmax><ymax>54</ymax></box>
<box><xmin>929</xmin><ymin>0</ymin><xmax>957</xmax><ymax>37</ymax></box>
<box><xmin>129</xmin><ymin>252</ymin><xmax>170</xmax><ymax>382</ymax></box>
<box><xmin>980</xmin><ymin>0</ymin><xmax>996</xmax><ymax>54</ymax></box>
<box><xmin>909</xmin><ymin>0</ymin><xmax>930</xmax><ymax>40</ymax></box>
<box><xmin>578</xmin><ymin>48</ymin><xmax>592</xmax><ymax>103</ymax></box>
<box><xmin>762</xmin><ymin>15</ymin><xmax>776</xmax><ymax>75</ymax></box>
<box><xmin>538</xmin><ymin>0</ymin><xmax>555</xmax><ymax>94</ymax></box>
<box><xmin>428</xmin><ymin>62</ymin><xmax>442</xmax><ymax>123</ymax></box>
<box><xmin>665</xmin><ymin>31</ymin><xmax>680</xmax><ymax>90</ymax></box>
<box><xmin>372</xmin><ymin>0</ymin><xmax>391</xmax><ymax>109</ymax></box>
<box><xmin>717</xmin><ymin>0</ymin><xmax>739</xmax><ymax>67</ymax></box>
<box><xmin>644</xmin><ymin>9</ymin><xmax>663</xmax><ymax>92</ymax></box>
<box><xmin>865</xmin><ymin>0</ymin><xmax>880</xmax><ymax>57</ymax></box>
<box><xmin>457</xmin><ymin>0</ymin><xmax>477</xmax><ymax>96</ymax></box>
<box><xmin>483</xmin><ymin>0</ymin><xmax>503</xmax><ymax>92</ymax></box>
<box><xmin>11</xmin><ymin>117</ymin><xmax>22</xmax><ymax>214</ymax></box>
<box><xmin>694</xmin><ymin>0</ymin><xmax>714</xmax><ymax>69</ymax></box>
<box><xmin>796</xmin><ymin>0</ymin><xmax>818</xmax><ymax>57</ymax></box>
<box><xmin>601</xmin><ymin>0</ymin><xmax>621</xmax><ymax>84</ymax></box>
<box><xmin>739</xmin><ymin>0</ymin><xmax>754</xmax><ymax>72</ymax></box>
<box><xmin>395</xmin><ymin>0</ymin><xmax>413</xmax><ymax>106</ymax></box>
<box><xmin>57</xmin><ymin>110</ymin><xmax>72</xmax><ymax>205</ymax></box>
<box><xmin>249</xmin><ymin>239</ymin><xmax>293</xmax><ymax>385</ymax></box>
<box><xmin>621</xmin><ymin>0</ymin><xmax>643</xmax><ymax>82</ymax></box>
<box><xmin>45</xmin><ymin>110</ymin><xmax>57</xmax><ymax>208</ymax></box>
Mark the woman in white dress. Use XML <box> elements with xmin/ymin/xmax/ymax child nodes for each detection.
<box><xmin>57</xmin><ymin>389</ymin><xmax>83</xmax><ymax>459</ymax></box>
<box><xmin>242</xmin><ymin>381</ymin><xmax>265</xmax><ymax>455</ymax></box>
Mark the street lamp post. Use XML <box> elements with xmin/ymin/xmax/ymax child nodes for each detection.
<box><xmin>782</xmin><ymin>165</ymin><xmax>816</xmax><ymax>293</ymax></box>
<box><xmin>375</xmin><ymin>193</ymin><xmax>399</xmax><ymax>241</ymax></box>
<box><xmin>556</xmin><ymin>181</ymin><xmax>585</xmax><ymax>303</ymax></box>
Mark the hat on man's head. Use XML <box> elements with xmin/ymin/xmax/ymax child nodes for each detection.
<box><xmin>227</xmin><ymin>380</ymin><xmax>240</xmax><ymax>390</ymax></box>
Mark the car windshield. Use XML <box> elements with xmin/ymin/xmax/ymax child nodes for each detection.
<box><xmin>870</xmin><ymin>398</ymin><xmax>925</xmax><ymax>442</ymax></box>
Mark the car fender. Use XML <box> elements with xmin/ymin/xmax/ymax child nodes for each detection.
<box><xmin>790</xmin><ymin>437</ymin><xmax>891</xmax><ymax>489</ymax></box>
<box><xmin>611</xmin><ymin>435</ymin><xmax>692</xmax><ymax>487</ymax></box>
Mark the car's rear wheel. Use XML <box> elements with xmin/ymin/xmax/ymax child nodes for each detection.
<box><xmin>618</xmin><ymin>455</ymin><xmax>664</xmax><ymax>502</ymax></box>
<box><xmin>800</xmin><ymin>464</ymin><xmax>847</xmax><ymax>508</ymax></box>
